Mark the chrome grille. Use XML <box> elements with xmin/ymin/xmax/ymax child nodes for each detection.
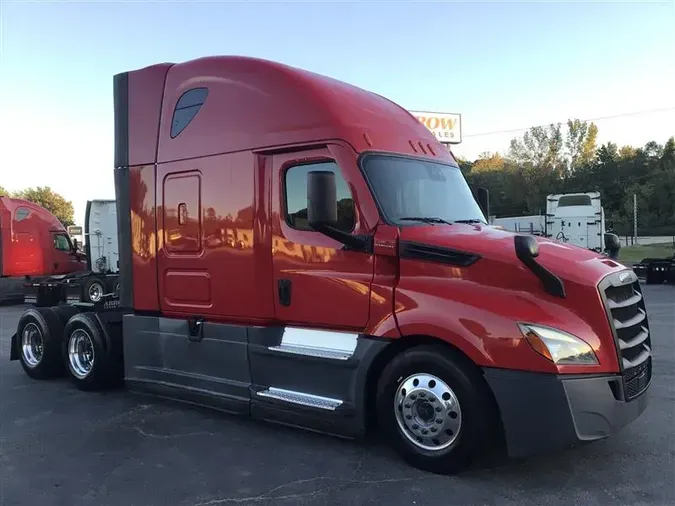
<box><xmin>599</xmin><ymin>270</ymin><xmax>652</xmax><ymax>401</ymax></box>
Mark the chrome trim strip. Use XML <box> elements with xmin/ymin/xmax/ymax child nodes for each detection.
<box><xmin>256</xmin><ymin>387</ymin><xmax>343</xmax><ymax>410</ymax></box>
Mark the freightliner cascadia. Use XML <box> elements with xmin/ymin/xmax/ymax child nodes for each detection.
<box><xmin>0</xmin><ymin>196</ymin><xmax>87</xmax><ymax>303</ymax></box>
<box><xmin>9</xmin><ymin>56</ymin><xmax>652</xmax><ymax>474</ymax></box>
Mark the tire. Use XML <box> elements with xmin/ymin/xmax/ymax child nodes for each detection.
<box><xmin>51</xmin><ymin>304</ymin><xmax>79</xmax><ymax>325</ymax></box>
<box><xmin>16</xmin><ymin>307</ymin><xmax>66</xmax><ymax>380</ymax></box>
<box><xmin>375</xmin><ymin>345</ymin><xmax>496</xmax><ymax>475</ymax></box>
<box><xmin>82</xmin><ymin>278</ymin><xmax>105</xmax><ymax>304</ymax></box>
<box><xmin>105</xmin><ymin>277</ymin><xmax>120</xmax><ymax>299</ymax></box>
<box><xmin>63</xmin><ymin>312</ymin><xmax>121</xmax><ymax>391</ymax></box>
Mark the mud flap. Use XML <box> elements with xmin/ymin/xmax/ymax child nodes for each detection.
<box><xmin>10</xmin><ymin>332</ymin><xmax>19</xmax><ymax>361</ymax></box>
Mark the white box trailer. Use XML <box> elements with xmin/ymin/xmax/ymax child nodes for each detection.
<box><xmin>85</xmin><ymin>199</ymin><xmax>119</xmax><ymax>275</ymax></box>
<box><xmin>545</xmin><ymin>192</ymin><xmax>605</xmax><ymax>252</ymax></box>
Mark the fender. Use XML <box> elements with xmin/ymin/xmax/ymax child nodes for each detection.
<box><xmin>393</xmin><ymin>304</ymin><xmax>561</xmax><ymax>374</ymax></box>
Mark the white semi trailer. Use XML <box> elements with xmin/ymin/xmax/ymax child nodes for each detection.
<box><xmin>546</xmin><ymin>192</ymin><xmax>605</xmax><ymax>252</ymax></box>
<box><xmin>492</xmin><ymin>191</ymin><xmax>607</xmax><ymax>252</ymax></box>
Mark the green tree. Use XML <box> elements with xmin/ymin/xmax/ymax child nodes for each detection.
<box><xmin>508</xmin><ymin>123</ymin><xmax>564</xmax><ymax>172</ymax></box>
<box><xmin>0</xmin><ymin>185</ymin><xmax>10</xmax><ymax>196</ymax></box>
<box><xmin>13</xmin><ymin>186</ymin><xmax>75</xmax><ymax>226</ymax></box>
<box><xmin>566</xmin><ymin>119</ymin><xmax>598</xmax><ymax>170</ymax></box>
<box><xmin>472</xmin><ymin>152</ymin><xmax>507</xmax><ymax>173</ymax></box>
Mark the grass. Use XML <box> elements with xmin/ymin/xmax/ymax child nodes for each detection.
<box><xmin>619</xmin><ymin>242</ymin><xmax>675</xmax><ymax>264</ymax></box>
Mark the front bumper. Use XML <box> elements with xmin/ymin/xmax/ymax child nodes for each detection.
<box><xmin>483</xmin><ymin>367</ymin><xmax>650</xmax><ymax>458</ymax></box>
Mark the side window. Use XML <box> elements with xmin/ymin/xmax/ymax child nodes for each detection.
<box><xmin>14</xmin><ymin>207</ymin><xmax>30</xmax><ymax>221</ymax></box>
<box><xmin>170</xmin><ymin>87</ymin><xmax>208</xmax><ymax>139</ymax></box>
<box><xmin>285</xmin><ymin>161</ymin><xmax>355</xmax><ymax>232</ymax></box>
<box><xmin>53</xmin><ymin>233</ymin><xmax>71</xmax><ymax>251</ymax></box>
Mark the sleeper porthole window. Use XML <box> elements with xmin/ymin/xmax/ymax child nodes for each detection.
<box><xmin>170</xmin><ymin>87</ymin><xmax>209</xmax><ymax>138</ymax></box>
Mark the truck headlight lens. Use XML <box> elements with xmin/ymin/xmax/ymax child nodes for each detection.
<box><xmin>518</xmin><ymin>323</ymin><xmax>599</xmax><ymax>366</ymax></box>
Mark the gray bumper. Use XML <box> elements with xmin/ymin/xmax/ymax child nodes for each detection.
<box><xmin>483</xmin><ymin>368</ymin><xmax>650</xmax><ymax>458</ymax></box>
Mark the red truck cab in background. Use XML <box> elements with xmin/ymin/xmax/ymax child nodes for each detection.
<box><xmin>10</xmin><ymin>56</ymin><xmax>652</xmax><ymax>474</ymax></box>
<box><xmin>0</xmin><ymin>196</ymin><xmax>85</xmax><ymax>278</ymax></box>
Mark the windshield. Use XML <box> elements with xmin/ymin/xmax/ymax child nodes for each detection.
<box><xmin>361</xmin><ymin>154</ymin><xmax>487</xmax><ymax>226</ymax></box>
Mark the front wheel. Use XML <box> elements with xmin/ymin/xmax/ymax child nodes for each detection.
<box><xmin>376</xmin><ymin>345</ymin><xmax>497</xmax><ymax>475</ymax></box>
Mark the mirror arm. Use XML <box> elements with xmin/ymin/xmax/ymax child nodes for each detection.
<box><xmin>310</xmin><ymin>223</ymin><xmax>373</xmax><ymax>253</ymax></box>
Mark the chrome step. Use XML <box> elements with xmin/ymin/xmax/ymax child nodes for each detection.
<box><xmin>268</xmin><ymin>344</ymin><xmax>351</xmax><ymax>360</ymax></box>
<box><xmin>256</xmin><ymin>387</ymin><xmax>343</xmax><ymax>411</ymax></box>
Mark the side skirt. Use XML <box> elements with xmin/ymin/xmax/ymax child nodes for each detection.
<box><xmin>248</xmin><ymin>326</ymin><xmax>388</xmax><ymax>439</ymax></box>
<box><xmin>121</xmin><ymin>314</ymin><xmax>389</xmax><ymax>438</ymax></box>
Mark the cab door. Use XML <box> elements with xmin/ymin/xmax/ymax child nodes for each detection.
<box><xmin>51</xmin><ymin>232</ymin><xmax>80</xmax><ymax>274</ymax></box>
<box><xmin>271</xmin><ymin>147</ymin><xmax>374</xmax><ymax>330</ymax></box>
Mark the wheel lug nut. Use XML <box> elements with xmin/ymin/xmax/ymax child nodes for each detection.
<box><xmin>410</xmin><ymin>394</ymin><xmax>417</xmax><ymax>400</ymax></box>
<box><xmin>436</xmin><ymin>418</ymin><xmax>443</xmax><ymax>424</ymax></box>
<box><xmin>430</xmin><ymin>427</ymin><xmax>437</xmax><ymax>433</ymax></box>
<box><xmin>419</xmin><ymin>392</ymin><xmax>426</xmax><ymax>398</ymax></box>
<box><xmin>421</xmin><ymin>429</ymin><xmax>428</xmax><ymax>435</ymax></box>
<box><xmin>412</xmin><ymin>424</ymin><xmax>419</xmax><ymax>430</ymax></box>
<box><xmin>435</xmin><ymin>406</ymin><xmax>442</xmax><ymax>412</ymax></box>
<box><xmin>405</xmin><ymin>403</ymin><xmax>411</xmax><ymax>408</ymax></box>
<box><xmin>406</xmin><ymin>415</ymin><xmax>412</xmax><ymax>420</ymax></box>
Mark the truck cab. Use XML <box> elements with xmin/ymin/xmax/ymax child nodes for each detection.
<box><xmin>10</xmin><ymin>56</ymin><xmax>652</xmax><ymax>475</ymax></box>
<box><xmin>0</xmin><ymin>196</ymin><xmax>86</xmax><ymax>277</ymax></box>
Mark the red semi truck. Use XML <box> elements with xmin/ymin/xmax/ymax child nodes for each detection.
<box><xmin>0</xmin><ymin>196</ymin><xmax>87</xmax><ymax>303</ymax></box>
<box><xmin>10</xmin><ymin>56</ymin><xmax>652</xmax><ymax>474</ymax></box>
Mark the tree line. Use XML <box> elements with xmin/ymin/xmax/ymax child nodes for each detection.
<box><xmin>0</xmin><ymin>186</ymin><xmax>76</xmax><ymax>227</ymax></box>
<box><xmin>458</xmin><ymin>119</ymin><xmax>675</xmax><ymax>236</ymax></box>
<box><xmin>3</xmin><ymin>120</ymin><xmax>674</xmax><ymax>237</ymax></box>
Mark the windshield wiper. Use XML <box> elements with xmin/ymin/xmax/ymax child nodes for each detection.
<box><xmin>399</xmin><ymin>216</ymin><xmax>453</xmax><ymax>225</ymax></box>
<box><xmin>453</xmin><ymin>219</ymin><xmax>485</xmax><ymax>224</ymax></box>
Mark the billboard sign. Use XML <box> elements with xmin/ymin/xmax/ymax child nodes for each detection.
<box><xmin>410</xmin><ymin>111</ymin><xmax>462</xmax><ymax>144</ymax></box>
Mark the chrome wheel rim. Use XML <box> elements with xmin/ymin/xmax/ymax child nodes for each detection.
<box><xmin>21</xmin><ymin>322</ymin><xmax>43</xmax><ymax>367</ymax></box>
<box><xmin>68</xmin><ymin>329</ymin><xmax>95</xmax><ymax>379</ymax></box>
<box><xmin>394</xmin><ymin>373</ymin><xmax>463</xmax><ymax>452</ymax></box>
<box><xmin>88</xmin><ymin>282</ymin><xmax>103</xmax><ymax>302</ymax></box>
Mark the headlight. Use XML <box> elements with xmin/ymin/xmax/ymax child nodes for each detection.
<box><xmin>518</xmin><ymin>323</ymin><xmax>599</xmax><ymax>366</ymax></box>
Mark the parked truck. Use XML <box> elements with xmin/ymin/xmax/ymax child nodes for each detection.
<box><xmin>24</xmin><ymin>199</ymin><xmax>121</xmax><ymax>306</ymax></box>
<box><xmin>633</xmin><ymin>253</ymin><xmax>675</xmax><ymax>285</ymax></box>
<box><xmin>546</xmin><ymin>191</ymin><xmax>606</xmax><ymax>251</ymax></box>
<box><xmin>0</xmin><ymin>196</ymin><xmax>87</xmax><ymax>303</ymax></box>
<box><xmin>493</xmin><ymin>192</ymin><xmax>608</xmax><ymax>252</ymax></box>
<box><xmin>9</xmin><ymin>56</ymin><xmax>652</xmax><ymax>475</ymax></box>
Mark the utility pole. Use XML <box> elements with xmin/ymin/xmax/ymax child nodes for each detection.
<box><xmin>633</xmin><ymin>193</ymin><xmax>638</xmax><ymax>245</ymax></box>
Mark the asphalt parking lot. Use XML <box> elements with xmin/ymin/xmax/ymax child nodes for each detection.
<box><xmin>1</xmin><ymin>286</ymin><xmax>673</xmax><ymax>506</ymax></box>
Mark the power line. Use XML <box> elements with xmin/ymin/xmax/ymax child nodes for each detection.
<box><xmin>463</xmin><ymin>106</ymin><xmax>675</xmax><ymax>138</ymax></box>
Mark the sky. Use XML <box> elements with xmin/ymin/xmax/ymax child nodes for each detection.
<box><xmin>1</xmin><ymin>0</ymin><xmax>674</xmax><ymax>226</ymax></box>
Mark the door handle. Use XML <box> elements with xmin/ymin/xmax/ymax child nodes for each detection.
<box><xmin>187</xmin><ymin>316</ymin><xmax>204</xmax><ymax>342</ymax></box>
<box><xmin>278</xmin><ymin>279</ymin><xmax>291</xmax><ymax>307</ymax></box>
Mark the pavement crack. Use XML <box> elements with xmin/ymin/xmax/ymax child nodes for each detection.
<box><xmin>134</xmin><ymin>427</ymin><xmax>218</xmax><ymax>439</ymax></box>
<box><xmin>194</xmin><ymin>475</ymin><xmax>436</xmax><ymax>505</ymax></box>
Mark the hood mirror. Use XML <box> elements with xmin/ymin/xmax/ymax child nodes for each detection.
<box><xmin>604</xmin><ymin>233</ymin><xmax>621</xmax><ymax>260</ymax></box>
<box><xmin>514</xmin><ymin>235</ymin><xmax>566</xmax><ymax>298</ymax></box>
<box><xmin>514</xmin><ymin>235</ymin><xmax>539</xmax><ymax>260</ymax></box>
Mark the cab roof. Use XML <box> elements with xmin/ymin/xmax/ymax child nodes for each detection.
<box><xmin>120</xmin><ymin>56</ymin><xmax>454</xmax><ymax>166</ymax></box>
